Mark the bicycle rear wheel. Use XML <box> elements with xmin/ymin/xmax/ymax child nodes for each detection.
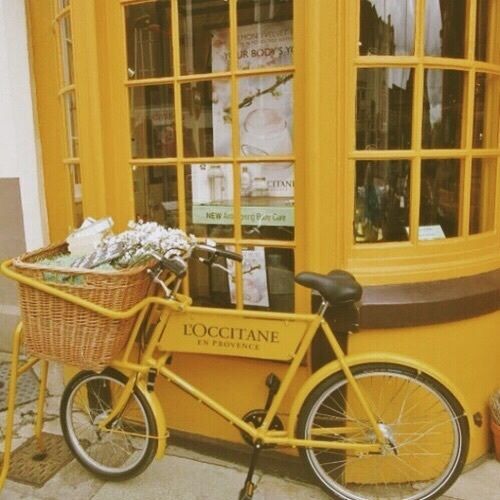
<box><xmin>60</xmin><ymin>367</ymin><xmax>158</xmax><ymax>481</ymax></box>
<box><xmin>296</xmin><ymin>363</ymin><xmax>469</xmax><ymax>500</ymax></box>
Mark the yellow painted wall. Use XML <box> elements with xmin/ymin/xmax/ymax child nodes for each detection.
<box><xmin>348</xmin><ymin>311</ymin><xmax>500</xmax><ymax>462</ymax></box>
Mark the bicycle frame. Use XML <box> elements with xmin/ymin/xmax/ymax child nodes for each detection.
<box><xmin>105</xmin><ymin>294</ymin><xmax>387</xmax><ymax>453</ymax></box>
<box><xmin>0</xmin><ymin>258</ymin><xmax>472</xmax><ymax>462</ymax></box>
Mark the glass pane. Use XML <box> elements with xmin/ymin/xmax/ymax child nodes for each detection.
<box><xmin>356</xmin><ymin>68</ymin><xmax>413</xmax><ymax>150</ymax></box>
<box><xmin>130</xmin><ymin>85</ymin><xmax>176</xmax><ymax>158</ymax></box>
<box><xmin>359</xmin><ymin>0</ymin><xmax>415</xmax><ymax>56</ymax></box>
<box><xmin>241</xmin><ymin>163</ymin><xmax>294</xmax><ymax>241</ymax></box>
<box><xmin>425</xmin><ymin>0</ymin><xmax>466</xmax><ymax>58</ymax></box>
<box><xmin>241</xmin><ymin>247</ymin><xmax>294</xmax><ymax>312</ymax></box>
<box><xmin>63</xmin><ymin>90</ymin><xmax>79</xmax><ymax>157</ymax></box>
<box><xmin>473</xmin><ymin>73</ymin><xmax>500</xmax><ymax>149</ymax></box>
<box><xmin>470</xmin><ymin>158</ymin><xmax>497</xmax><ymax>234</ymax></box>
<box><xmin>179</xmin><ymin>0</ymin><xmax>230</xmax><ymax>75</ymax></box>
<box><xmin>181</xmin><ymin>79</ymin><xmax>232</xmax><ymax>157</ymax></box>
<box><xmin>188</xmin><ymin>253</ymin><xmax>235</xmax><ymax>308</ymax></box>
<box><xmin>420</xmin><ymin>159</ymin><xmax>461</xmax><ymax>239</ymax></box>
<box><xmin>354</xmin><ymin>160</ymin><xmax>410</xmax><ymax>243</ymax></box>
<box><xmin>125</xmin><ymin>1</ymin><xmax>172</xmax><ymax>79</ymax></box>
<box><xmin>59</xmin><ymin>15</ymin><xmax>74</xmax><ymax>86</ymax></box>
<box><xmin>69</xmin><ymin>164</ymin><xmax>83</xmax><ymax>228</ymax></box>
<box><xmin>422</xmin><ymin>70</ymin><xmax>464</xmax><ymax>149</ymax></box>
<box><xmin>133</xmin><ymin>165</ymin><xmax>179</xmax><ymax>227</ymax></box>
<box><xmin>185</xmin><ymin>163</ymin><xmax>233</xmax><ymax>237</ymax></box>
<box><xmin>239</xmin><ymin>74</ymin><xmax>293</xmax><ymax>157</ymax></box>
<box><xmin>475</xmin><ymin>0</ymin><xmax>499</xmax><ymax>63</ymax></box>
<box><xmin>237</xmin><ymin>0</ymin><xmax>293</xmax><ymax>70</ymax></box>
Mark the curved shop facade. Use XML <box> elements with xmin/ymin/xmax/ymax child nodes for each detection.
<box><xmin>26</xmin><ymin>0</ymin><xmax>500</xmax><ymax>461</ymax></box>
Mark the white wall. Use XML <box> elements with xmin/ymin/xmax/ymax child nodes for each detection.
<box><xmin>0</xmin><ymin>0</ymin><xmax>47</xmax><ymax>250</ymax></box>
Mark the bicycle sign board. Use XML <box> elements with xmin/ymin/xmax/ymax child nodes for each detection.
<box><xmin>158</xmin><ymin>310</ymin><xmax>308</xmax><ymax>361</ymax></box>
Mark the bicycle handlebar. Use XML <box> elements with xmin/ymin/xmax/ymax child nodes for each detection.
<box><xmin>194</xmin><ymin>243</ymin><xmax>243</xmax><ymax>262</ymax></box>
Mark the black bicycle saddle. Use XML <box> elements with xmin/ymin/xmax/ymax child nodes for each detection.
<box><xmin>294</xmin><ymin>270</ymin><xmax>362</xmax><ymax>304</ymax></box>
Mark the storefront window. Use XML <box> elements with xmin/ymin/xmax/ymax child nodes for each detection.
<box><xmin>356</xmin><ymin>68</ymin><xmax>413</xmax><ymax>150</ymax></box>
<box><xmin>59</xmin><ymin>15</ymin><xmax>74</xmax><ymax>86</ymax></box>
<box><xmin>425</xmin><ymin>0</ymin><xmax>466</xmax><ymax>58</ymax></box>
<box><xmin>63</xmin><ymin>91</ymin><xmax>79</xmax><ymax>157</ymax></box>
<box><xmin>470</xmin><ymin>158</ymin><xmax>497</xmax><ymax>234</ymax></box>
<box><xmin>422</xmin><ymin>70</ymin><xmax>464</xmax><ymax>149</ymax></box>
<box><xmin>359</xmin><ymin>0</ymin><xmax>415</xmax><ymax>56</ymax></box>
<box><xmin>240</xmin><ymin>246</ymin><xmax>294</xmax><ymax>312</ymax></box>
<box><xmin>133</xmin><ymin>165</ymin><xmax>178</xmax><ymax>227</ymax></box>
<box><xmin>475</xmin><ymin>0</ymin><xmax>499</xmax><ymax>64</ymax></box>
<box><xmin>122</xmin><ymin>0</ymin><xmax>296</xmax><ymax>311</ymax></box>
<box><xmin>420</xmin><ymin>160</ymin><xmax>461</xmax><ymax>239</ymax></box>
<box><xmin>355</xmin><ymin>160</ymin><xmax>410</xmax><ymax>243</ymax></box>
<box><xmin>354</xmin><ymin>0</ymin><xmax>499</xmax><ymax>251</ymax></box>
<box><xmin>125</xmin><ymin>1</ymin><xmax>172</xmax><ymax>79</ymax></box>
<box><xmin>241</xmin><ymin>163</ymin><xmax>294</xmax><ymax>241</ymax></box>
<box><xmin>473</xmin><ymin>73</ymin><xmax>500</xmax><ymax>149</ymax></box>
<box><xmin>179</xmin><ymin>0</ymin><xmax>230</xmax><ymax>75</ymax></box>
<box><xmin>185</xmin><ymin>163</ymin><xmax>234</xmax><ymax>238</ymax></box>
<box><xmin>55</xmin><ymin>1</ymin><xmax>82</xmax><ymax>227</ymax></box>
<box><xmin>236</xmin><ymin>0</ymin><xmax>293</xmax><ymax>70</ymax></box>
<box><xmin>181</xmin><ymin>79</ymin><xmax>232</xmax><ymax>158</ymax></box>
<box><xmin>130</xmin><ymin>85</ymin><xmax>176</xmax><ymax>158</ymax></box>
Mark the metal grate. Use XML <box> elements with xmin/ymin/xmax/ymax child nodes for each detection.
<box><xmin>4</xmin><ymin>432</ymin><xmax>73</xmax><ymax>487</ymax></box>
<box><xmin>0</xmin><ymin>361</ymin><xmax>41</xmax><ymax>411</ymax></box>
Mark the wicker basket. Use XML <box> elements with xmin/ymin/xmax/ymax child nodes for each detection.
<box><xmin>13</xmin><ymin>242</ymin><xmax>152</xmax><ymax>371</ymax></box>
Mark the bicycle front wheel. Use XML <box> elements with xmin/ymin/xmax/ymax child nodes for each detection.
<box><xmin>297</xmin><ymin>363</ymin><xmax>469</xmax><ymax>500</ymax></box>
<box><xmin>60</xmin><ymin>367</ymin><xmax>158</xmax><ymax>481</ymax></box>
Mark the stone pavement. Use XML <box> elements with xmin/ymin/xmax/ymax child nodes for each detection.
<box><xmin>0</xmin><ymin>360</ymin><xmax>498</xmax><ymax>500</ymax></box>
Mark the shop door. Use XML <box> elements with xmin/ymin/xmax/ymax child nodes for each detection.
<box><xmin>103</xmin><ymin>0</ymin><xmax>306</xmax><ymax>313</ymax></box>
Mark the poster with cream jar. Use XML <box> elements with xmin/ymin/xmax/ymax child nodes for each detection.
<box><xmin>190</xmin><ymin>20</ymin><xmax>294</xmax><ymax>224</ymax></box>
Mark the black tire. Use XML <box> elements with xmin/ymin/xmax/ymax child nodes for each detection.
<box><xmin>60</xmin><ymin>367</ymin><xmax>158</xmax><ymax>481</ymax></box>
<box><xmin>296</xmin><ymin>363</ymin><xmax>469</xmax><ymax>500</ymax></box>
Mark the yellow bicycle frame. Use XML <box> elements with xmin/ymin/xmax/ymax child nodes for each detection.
<box><xmin>0</xmin><ymin>258</ymin><xmax>472</xmax><ymax>479</ymax></box>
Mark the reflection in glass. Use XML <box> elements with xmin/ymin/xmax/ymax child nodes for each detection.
<box><xmin>359</xmin><ymin>0</ymin><xmax>415</xmax><ymax>55</ymax></box>
<box><xmin>130</xmin><ymin>85</ymin><xmax>176</xmax><ymax>158</ymax></box>
<box><xmin>356</xmin><ymin>68</ymin><xmax>413</xmax><ymax>150</ymax></box>
<box><xmin>470</xmin><ymin>159</ymin><xmax>497</xmax><ymax>234</ymax></box>
<box><xmin>188</xmin><ymin>253</ymin><xmax>235</xmax><ymax>308</ymax></box>
<box><xmin>425</xmin><ymin>0</ymin><xmax>466</xmax><ymax>58</ymax></box>
<box><xmin>185</xmin><ymin>163</ymin><xmax>233</xmax><ymax>238</ymax></box>
<box><xmin>475</xmin><ymin>0</ymin><xmax>499</xmax><ymax>63</ymax></box>
<box><xmin>237</xmin><ymin>0</ymin><xmax>293</xmax><ymax>70</ymax></box>
<box><xmin>125</xmin><ymin>1</ymin><xmax>172</xmax><ymax>79</ymax></box>
<box><xmin>242</xmin><ymin>247</ymin><xmax>294</xmax><ymax>312</ymax></box>
<box><xmin>69</xmin><ymin>164</ymin><xmax>83</xmax><ymax>227</ymax></box>
<box><xmin>181</xmin><ymin>79</ymin><xmax>231</xmax><ymax>157</ymax></box>
<box><xmin>354</xmin><ymin>160</ymin><xmax>410</xmax><ymax>243</ymax></box>
<box><xmin>473</xmin><ymin>73</ymin><xmax>500</xmax><ymax>149</ymax></box>
<box><xmin>133</xmin><ymin>166</ymin><xmax>178</xmax><ymax>227</ymax></box>
<box><xmin>239</xmin><ymin>74</ymin><xmax>293</xmax><ymax>157</ymax></box>
<box><xmin>420</xmin><ymin>160</ymin><xmax>461</xmax><ymax>239</ymax></box>
<box><xmin>422</xmin><ymin>70</ymin><xmax>464</xmax><ymax>149</ymax></box>
<box><xmin>59</xmin><ymin>15</ymin><xmax>74</xmax><ymax>86</ymax></box>
<box><xmin>63</xmin><ymin>91</ymin><xmax>79</xmax><ymax>157</ymax></box>
<box><xmin>179</xmin><ymin>0</ymin><xmax>230</xmax><ymax>74</ymax></box>
<box><xmin>241</xmin><ymin>163</ymin><xmax>294</xmax><ymax>241</ymax></box>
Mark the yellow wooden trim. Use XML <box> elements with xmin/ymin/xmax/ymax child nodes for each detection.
<box><xmin>130</xmin><ymin>155</ymin><xmax>295</xmax><ymax>164</ymax></box>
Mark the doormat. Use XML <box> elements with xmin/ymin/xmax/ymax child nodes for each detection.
<box><xmin>3</xmin><ymin>432</ymin><xmax>73</xmax><ymax>487</ymax></box>
<box><xmin>0</xmin><ymin>361</ymin><xmax>41</xmax><ymax>411</ymax></box>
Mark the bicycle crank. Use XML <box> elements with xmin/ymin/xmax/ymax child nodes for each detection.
<box><xmin>240</xmin><ymin>410</ymin><xmax>284</xmax><ymax>448</ymax></box>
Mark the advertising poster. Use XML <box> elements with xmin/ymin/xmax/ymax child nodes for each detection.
<box><xmin>226</xmin><ymin>246</ymin><xmax>270</xmax><ymax>308</ymax></box>
<box><xmin>191</xmin><ymin>21</ymin><xmax>294</xmax><ymax>229</ymax></box>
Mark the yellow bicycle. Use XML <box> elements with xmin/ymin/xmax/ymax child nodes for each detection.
<box><xmin>1</xmin><ymin>243</ymin><xmax>470</xmax><ymax>500</ymax></box>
